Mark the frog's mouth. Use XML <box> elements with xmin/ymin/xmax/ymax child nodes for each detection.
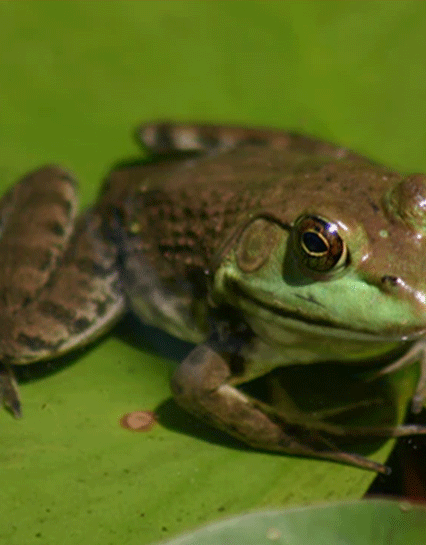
<box><xmin>225</xmin><ymin>279</ymin><xmax>422</xmax><ymax>343</ymax></box>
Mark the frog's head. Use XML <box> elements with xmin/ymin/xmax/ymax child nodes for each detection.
<box><xmin>213</xmin><ymin>164</ymin><xmax>426</xmax><ymax>342</ymax></box>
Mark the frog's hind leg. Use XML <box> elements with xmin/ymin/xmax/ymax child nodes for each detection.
<box><xmin>0</xmin><ymin>165</ymin><xmax>79</xmax><ymax>418</ymax></box>
<box><xmin>3</xmin><ymin>211</ymin><xmax>126</xmax><ymax>366</ymax></box>
<box><xmin>137</xmin><ymin>122</ymin><xmax>371</xmax><ymax>163</ymax></box>
<box><xmin>0</xmin><ymin>166</ymin><xmax>126</xmax><ymax>417</ymax></box>
<box><xmin>138</xmin><ymin>122</ymin><xmax>299</xmax><ymax>156</ymax></box>
<box><xmin>0</xmin><ymin>210</ymin><xmax>125</xmax><ymax>417</ymax></box>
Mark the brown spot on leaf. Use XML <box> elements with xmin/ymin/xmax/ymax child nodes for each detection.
<box><xmin>120</xmin><ymin>410</ymin><xmax>157</xmax><ymax>431</ymax></box>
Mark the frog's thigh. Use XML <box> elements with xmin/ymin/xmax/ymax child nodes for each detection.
<box><xmin>1</xmin><ymin>212</ymin><xmax>125</xmax><ymax>416</ymax></box>
<box><xmin>9</xmin><ymin>212</ymin><xmax>126</xmax><ymax>363</ymax></box>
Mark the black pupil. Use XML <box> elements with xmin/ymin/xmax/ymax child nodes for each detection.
<box><xmin>302</xmin><ymin>231</ymin><xmax>328</xmax><ymax>254</ymax></box>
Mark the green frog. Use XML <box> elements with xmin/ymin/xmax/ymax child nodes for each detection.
<box><xmin>1</xmin><ymin>123</ymin><xmax>426</xmax><ymax>473</ymax></box>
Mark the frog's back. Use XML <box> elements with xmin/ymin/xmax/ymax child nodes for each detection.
<box><xmin>98</xmin><ymin>141</ymin><xmax>396</xmax><ymax>283</ymax></box>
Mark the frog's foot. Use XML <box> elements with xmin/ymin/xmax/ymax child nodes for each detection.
<box><xmin>171</xmin><ymin>344</ymin><xmax>399</xmax><ymax>473</ymax></box>
<box><xmin>365</xmin><ymin>340</ymin><xmax>426</xmax><ymax>414</ymax></box>
<box><xmin>137</xmin><ymin>122</ymin><xmax>368</xmax><ymax>162</ymax></box>
<box><xmin>0</xmin><ymin>364</ymin><xmax>21</xmax><ymax>418</ymax></box>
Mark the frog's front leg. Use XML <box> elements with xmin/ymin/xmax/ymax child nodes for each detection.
<box><xmin>364</xmin><ymin>339</ymin><xmax>426</xmax><ymax>414</ymax></box>
<box><xmin>171</xmin><ymin>343</ymin><xmax>403</xmax><ymax>473</ymax></box>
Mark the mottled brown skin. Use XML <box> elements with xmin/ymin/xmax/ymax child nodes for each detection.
<box><xmin>100</xmin><ymin>139</ymin><xmax>426</xmax><ymax>329</ymax></box>
<box><xmin>98</xmin><ymin>142</ymin><xmax>369</xmax><ymax>287</ymax></box>
<box><xmin>0</xmin><ymin>167</ymin><xmax>78</xmax><ymax>315</ymax></box>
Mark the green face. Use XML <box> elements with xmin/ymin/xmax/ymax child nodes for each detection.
<box><xmin>213</xmin><ymin>170</ymin><xmax>426</xmax><ymax>343</ymax></box>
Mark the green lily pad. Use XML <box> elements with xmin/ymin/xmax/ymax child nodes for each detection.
<box><xmin>1</xmin><ymin>2</ymin><xmax>426</xmax><ymax>544</ymax></box>
<box><xmin>158</xmin><ymin>499</ymin><xmax>426</xmax><ymax>545</ymax></box>
<box><xmin>3</xmin><ymin>323</ymin><xmax>419</xmax><ymax>545</ymax></box>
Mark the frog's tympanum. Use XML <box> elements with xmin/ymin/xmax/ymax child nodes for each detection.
<box><xmin>2</xmin><ymin>124</ymin><xmax>426</xmax><ymax>472</ymax></box>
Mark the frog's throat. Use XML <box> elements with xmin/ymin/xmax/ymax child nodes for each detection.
<box><xmin>225</xmin><ymin>280</ymin><xmax>425</xmax><ymax>343</ymax></box>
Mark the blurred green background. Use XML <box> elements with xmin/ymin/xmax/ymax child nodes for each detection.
<box><xmin>1</xmin><ymin>2</ymin><xmax>426</xmax><ymax>544</ymax></box>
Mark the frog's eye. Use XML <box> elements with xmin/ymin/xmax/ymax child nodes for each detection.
<box><xmin>294</xmin><ymin>215</ymin><xmax>348</xmax><ymax>273</ymax></box>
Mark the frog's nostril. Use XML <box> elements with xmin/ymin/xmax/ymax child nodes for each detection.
<box><xmin>381</xmin><ymin>275</ymin><xmax>400</xmax><ymax>291</ymax></box>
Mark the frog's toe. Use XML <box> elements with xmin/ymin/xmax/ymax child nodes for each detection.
<box><xmin>338</xmin><ymin>422</ymin><xmax>426</xmax><ymax>437</ymax></box>
<box><xmin>0</xmin><ymin>364</ymin><xmax>22</xmax><ymax>418</ymax></box>
<box><xmin>411</xmin><ymin>393</ymin><xmax>426</xmax><ymax>414</ymax></box>
<box><xmin>412</xmin><ymin>356</ymin><xmax>426</xmax><ymax>414</ymax></box>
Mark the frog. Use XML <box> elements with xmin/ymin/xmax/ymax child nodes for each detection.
<box><xmin>1</xmin><ymin>123</ymin><xmax>426</xmax><ymax>473</ymax></box>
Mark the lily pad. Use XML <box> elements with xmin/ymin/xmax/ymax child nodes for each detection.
<box><xmin>1</xmin><ymin>2</ymin><xmax>426</xmax><ymax>545</ymax></box>
<box><xmin>158</xmin><ymin>500</ymin><xmax>426</xmax><ymax>545</ymax></box>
